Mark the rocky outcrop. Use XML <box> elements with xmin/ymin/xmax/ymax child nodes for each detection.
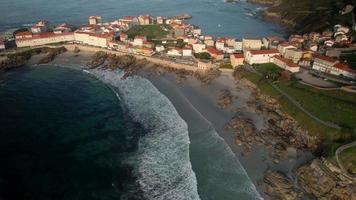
<box><xmin>296</xmin><ymin>159</ymin><xmax>356</xmax><ymax>200</ymax></box>
<box><xmin>217</xmin><ymin>89</ymin><xmax>234</xmax><ymax>108</ymax></box>
<box><xmin>262</xmin><ymin>170</ymin><xmax>302</xmax><ymax>200</ymax></box>
<box><xmin>0</xmin><ymin>47</ymin><xmax>67</xmax><ymax>71</ymax></box>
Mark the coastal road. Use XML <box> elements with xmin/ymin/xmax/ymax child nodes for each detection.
<box><xmin>335</xmin><ymin>140</ymin><xmax>356</xmax><ymax>179</ymax></box>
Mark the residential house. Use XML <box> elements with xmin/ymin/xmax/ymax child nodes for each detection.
<box><xmin>31</xmin><ymin>20</ymin><xmax>50</xmax><ymax>33</ymax></box>
<box><xmin>182</xmin><ymin>47</ymin><xmax>193</xmax><ymax>57</ymax></box>
<box><xmin>204</xmin><ymin>36</ymin><xmax>214</xmax><ymax>47</ymax></box>
<box><xmin>272</xmin><ymin>56</ymin><xmax>300</xmax><ymax>73</ymax></box>
<box><xmin>120</xmin><ymin>33</ymin><xmax>128</xmax><ymax>42</ymax></box>
<box><xmin>244</xmin><ymin>49</ymin><xmax>280</xmax><ymax>64</ymax></box>
<box><xmin>138</xmin><ymin>15</ymin><xmax>152</xmax><ymax>25</ymax></box>
<box><xmin>53</xmin><ymin>24</ymin><xmax>72</xmax><ymax>34</ymax></box>
<box><xmin>312</xmin><ymin>54</ymin><xmax>338</xmax><ymax>73</ymax></box>
<box><xmin>277</xmin><ymin>42</ymin><xmax>297</xmax><ymax>55</ymax></box>
<box><xmin>284</xmin><ymin>48</ymin><xmax>303</xmax><ymax>63</ymax></box>
<box><xmin>174</xmin><ymin>27</ymin><xmax>186</xmax><ymax>37</ymax></box>
<box><xmin>193</xmin><ymin>27</ymin><xmax>202</xmax><ymax>35</ymax></box>
<box><xmin>309</xmin><ymin>43</ymin><xmax>318</xmax><ymax>52</ymax></box>
<box><xmin>156</xmin><ymin>16</ymin><xmax>164</xmax><ymax>24</ymax></box>
<box><xmin>155</xmin><ymin>45</ymin><xmax>165</xmax><ymax>52</ymax></box>
<box><xmin>167</xmin><ymin>48</ymin><xmax>182</xmax><ymax>56</ymax></box>
<box><xmin>309</xmin><ymin>32</ymin><xmax>321</xmax><ymax>42</ymax></box>
<box><xmin>215</xmin><ymin>37</ymin><xmax>225</xmax><ymax>51</ymax></box>
<box><xmin>226</xmin><ymin>38</ymin><xmax>236</xmax><ymax>47</ymax></box>
<box><xmin>197</xmin><ymin>60</ymin><xmax>213</xmax><ymax>71</ymax></box>
<box><xmin>207</xmin><ymin>47</ymin><xmax>224</xmax><ymax>60</ymax></box>
<box><xmin>230</xmin><ymin>53</ymin><xmax>244</xmax><ymax>68</ymax></box>
<box><xmin>242</xmin><ymin>38</ymin><xmax>262</xmax><ymax>51</ymax></box>
<box><xmin>289</xmin><ymin>34</ymin><xmax>304</xmax><ymax>44</ymax></box>
<box><xmin>133</xmin><ymin>35</ymin><xmax>146</xmax><ymax>46</ymax></box>
<box><xmin>262</xmin><ymin>36</ymin><xmax>284</xmax><ymax>49</ymax></box>
<box><xmin>234</xmin><ymin>40</ymin><xmax>242</xmax><ymax>51</ymax></box>
<box><xmin>89</xmin><ymin>16</ymin><xmax>102</xmax><ymax>25</ymax></box>
<box><xmin>192</xmin><ymin>43</ymin><xmax>206</xmax><ymax>53</ymax></box>
<box><xmin>74</xmin><ymin>31</ymin><xmax>113</xmax><ymax>48</ymax></box>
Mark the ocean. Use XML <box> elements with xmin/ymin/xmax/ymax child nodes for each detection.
<box><xmin>0</xmin><ymin>0</ymin><xmax>283</xmax><ymax>199</ymax></box>
<box><xmin>0</xmin><ymin>0</ymin><xmax>284</xmax><ymax>38</ymax></box>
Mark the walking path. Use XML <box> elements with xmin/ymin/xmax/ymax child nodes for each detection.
<box><xmin>247</xmin><ymin>66</ymin><xmax>342</xmax><ymax>130</ymax></box>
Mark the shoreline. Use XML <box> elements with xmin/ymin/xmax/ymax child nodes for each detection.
<box><xmin>46</xmin><ymin>50</ymin><xmax>316</xmax><ymax>198</ymax></box>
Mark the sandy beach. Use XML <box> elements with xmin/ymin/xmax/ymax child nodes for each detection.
<box><xmin>42</xmin><ymin>50</ymin><xmax>315</xmax><ymax>197</ymax></box>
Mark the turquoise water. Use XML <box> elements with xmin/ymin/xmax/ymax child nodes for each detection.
<box><xmin>0</xmin><ymin>0</ymin><xmax>284</xmax><ymax>38</ymax></box>
<box><xmin>0</xmin><ymin>66</ymin><xmax>145</xmax><ymax>199</ymax></box>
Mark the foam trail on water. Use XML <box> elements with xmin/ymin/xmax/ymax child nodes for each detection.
<box><xmin>91</xmin><ymin>69</ymin><xmax>200</xmax><ymax>200</ymax></box>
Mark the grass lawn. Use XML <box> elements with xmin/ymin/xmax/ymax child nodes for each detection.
<box><xmin>340</xmin><ymin>146</ymin><xmax>356</xmax><ymax>174</ymax></box>
<box><xmin>234</xmin><ymin>63</ymin><xmax>356</xmax><ymax>159</ymax></box>
<box><xmin>220</xmin><ymin>63</ymin><xmax>233</xmax><ymax>69</ymax></box>
<box><xmin>125</xmin><ymin>25</ymin><xmax>171</xmax><ymax>40</ymax></box>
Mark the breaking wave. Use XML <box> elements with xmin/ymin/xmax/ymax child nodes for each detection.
<box><xmin>90</xmin><ymin>69</ymin><xmax>200</xmax><ymax>200</ymax></box>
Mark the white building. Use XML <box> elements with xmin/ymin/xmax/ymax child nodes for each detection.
<box><xmin>89</xmin><ymin>16</ymin><xmax>102</xmax><ymax>25</ymax></box>
<box><xmin>192</xmin><ymin>43</ymin><xmax>206</xmax><ymax>53</ymax></box>
<box><xmin>272</xmin><ymin>56</ymin><xmax>300</xmax><ymax>73</ymax></box>
<box><xmin>182</xmin><ymin>47</ymin><xmax>192</xmax><ymax>56</ymax></box>
<box><xmin>244</xmin><ymin>49</ymin><xmax>280</xmax><ymax>65</ymax></box>
<box><xmin>242</xmin><ymin>38</ymin><xmax>262</xmax><ymax>51</ymax></box>
<box><xmin>167</xmin><ymin>48</ymin><xmax>182</xmax><ymax>56</ymax></box>
<box><xmin>74</xmin><ymin>31</ymin><xmax>113</xmax><ymax>48</ymax></box>
<box><xmin>16</xmin><ymin>32</ymin><xmax>75</xmax><ymax>47</ymax></box>
<box><xmin>277</xmin><ymin>42</ymin><xmax>297</xmax><ymax>55</ymax></box>
<box><xmin>133</xmin><ymin>35</ymin><xmax>146</xmax><ymax>47</ymax></box>
<box><xmin>155</xmin><ymin>45</ymin><xmax>165</xmax><ymax>52</ymax></box>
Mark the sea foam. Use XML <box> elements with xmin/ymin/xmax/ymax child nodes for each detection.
<box><xmin>91</xmin><ymin>69</ymin><xmax>200</xmax><ymax>200</ymax></box>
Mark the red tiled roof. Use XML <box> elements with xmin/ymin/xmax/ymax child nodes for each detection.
<box><xmin>250</xmin><ymin>49</ymin><xmax>279</xmax><ymax>55</ymax></box>
<box><xmin>207</xmin><ymin>47</ymin><xmax>223</xmax><ymax>55</ymax></box>
<box><xmin>273</xmin><ymin>55</ymin><xmax>299</xmax><ymax>68</ymax></box>
<box><xmin>16</xmin><ymin>31</ymin><xmax>32</xmax><ymax>36</ymax></box>
<box><xmin>123</xmin><ymin>16</ymin><xmax>135</xmax><ymax>20</ymax></box>
<box><xmin>233</xmin><ymin>53</ymin><xmax>244</xmax><ymax>59</ymax></box>
<box><xmin>314</xmin><ymin>54</ymin><xmax>337</xmax><ymax>63</ymax></box>
<box><xmin>333</xmin><ymin>63</ymin><xmax>356</xmax><ymax>74</ymax></box>
<box><xmin>16</xmin><ymin>32</ymin><xmax>74</xmax><ymax>41</ymax></box>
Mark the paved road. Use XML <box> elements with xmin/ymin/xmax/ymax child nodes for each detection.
<box><xmin>335</xmin><ymin>140</ymin><xmax>356</xmax><ymax>179</ymax></box>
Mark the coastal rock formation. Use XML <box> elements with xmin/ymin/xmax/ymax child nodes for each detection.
<box><xmin>262</xmin><ymin>170</ymin><xmax>301</xmax><ymax>200</ymax></box>
<box><xmin>240</xmin><ymin>78</ymin><xmax>319</xmax><ymax>153</ymax></box>
<box><xmin>0</xmin><ymin>47</ymin><xmax>66</xmax><ymax>71</ymax></box>
<box><xmin>217</xmin><ymin>89</ymin><xmax>234</xmax><ymax>108</ymax></box>
<box><xmin>296</xmin><ymin>159</ymin><xmax>356</xmax><ymax>200</ymax></box>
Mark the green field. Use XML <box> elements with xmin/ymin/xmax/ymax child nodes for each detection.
<box><xmin>234</xmin><ymin>63</ymin><xmax>356</xmax><ymax>158</ymax></box>
<box><xmin>125</xmin><ymin>25</ymin><xmax>171</xmax><ymax>40</ymax></box>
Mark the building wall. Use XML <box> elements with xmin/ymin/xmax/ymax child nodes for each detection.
<box><xmin>192</xmin><ymin>43</ymin><xmax>206</xmax><ymax>53</ymax></box>
<box><xmin>284</xmin><ymin>49</ymin><xmax>303</xmax><ymax>63</ymax></box>
<box><xmin>74</xmin><ymin>33</ymin><xmax>109</xmax><ymax>48</ymax></box>
<box><xmin>245</xmin><ymin>52</ymin><xmax>279</xmax><ymax>64</ymax></box>
<box><xmin>242</xmin><ymin>39</ymin><xmax>262</xmax><ymax>51</ymax></box>
<box><xmin>16</xmin><ymin>33</ymin><xmax>75</xmax><ymax>47</ymax></box>
<box><xmin>230</xmin><ymin>55</ymin><xmax>244</xmax><ymax>68</ymax></box>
